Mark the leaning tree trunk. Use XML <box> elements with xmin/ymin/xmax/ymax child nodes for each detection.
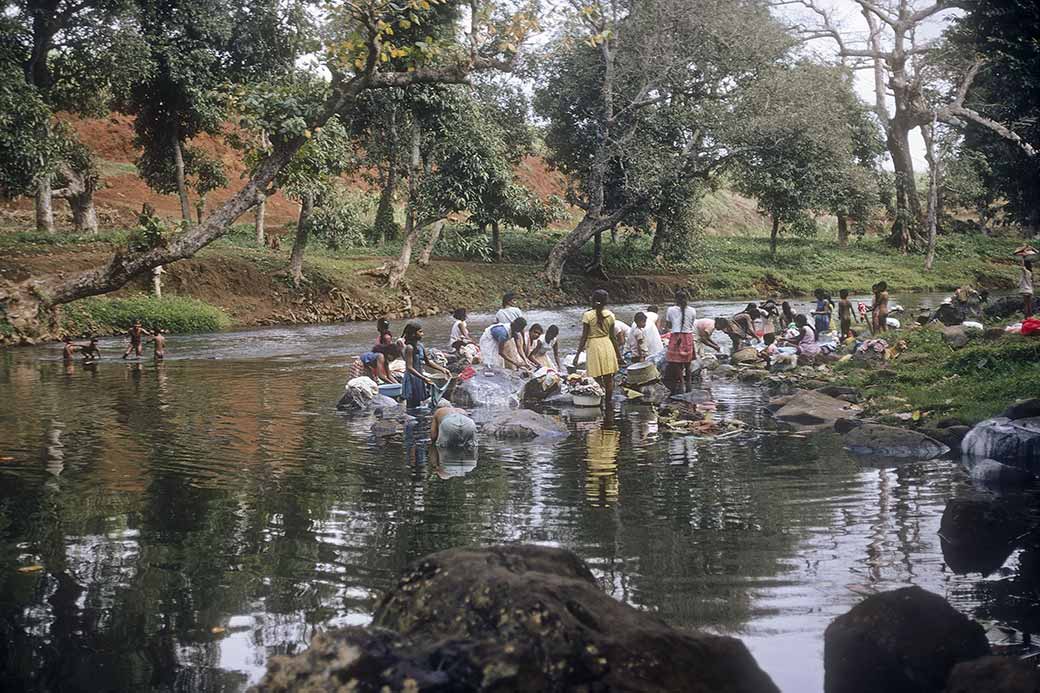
<box><xmin>544</xmin><ymin>209</ymin><xmax>631</xmax><ymax>289</ymax></box>
<box><xmin>254</xmin><ymin>190</ymin><xmax>266</xmax><ymax>246</ymax></box>
<box><xmin>35</xmin><ymin>175</ymin><xmax>55</xmax><ymax>234</ymax></box>
<box><xmin>837</xmin><ymin>214</ymin><xmax>849</xmax><ymax>248</ymax></box>
<box><xmin>417</xmin><ymin>219</ymin><xmax>446</xmax><ymax>267</ymax></box>
<box><xmin>289</xmin><ymin>193</ymin><xmax>314</xmax><ymax>287</ymax></box>
<box><xmin>491</xmin><ymin>220</ymin><xmax>502</xmax><ymax>262</ymax></box>
<box><xmin>769</xmin><ymin>215</ymin><xmax>779</xmax><ymax>257</ymax></box>
<box><xmin>171</xmin><ymin>133</ymin><xmax>193</xmax><ymax>223</ymax></box>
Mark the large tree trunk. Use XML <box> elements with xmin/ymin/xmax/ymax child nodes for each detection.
<box><xmin>837</xmin><ymin>213</ymin><xmax>849</xmax><ymax>248</ymax></box>
<box><xmin>544</xmin><ymin>208</ymin><xmax>631</xmax><ymax>289</ymax></box>
<box><xmin>417</xmin><ymin>219</ymin><xmax>446</xmax><ymax>267</ymax></box>
<box><xmin>651</xmin><ymin>215</ymin><xmax>667</xmax><ymax>255</ymax></box>
<box><xmin>289</xmin><ymin>193</ymin><xmax>313</xmax><ymax>287</ymax></box>
<box><xmin>769</xmin><ymin>215</ymin><xmax>779</xmax><ymax>257</ymax></box>
<box><xmin>171</xmin><ymin>133</ymin><xmax>192</xmax><ymax>223</ymax></box>
<box><xmin>491</xmin><ymin>220</ymin><xmax>502</xmax><ymax>262</ymax></box>
<box><xmin>586</xmin><ymin>229</ymin><xmax>608</xmax><ymax>280</ymax></box>
<box><xmin>35</xmin><ymin>175</ymin><xmax>55</xmax><ymax>234</ymax></box>
<box><xmin>254</xmin><ymin>190</ymin><xmax>266</xmax><ymax>246</ymax></box>
<box><xmin>387</xmin><ymin>121</ymin><xmax>424</xmax><ymax>289</ymax></box>
<box><xmin>53</xmin><ymin>163</ymin><xmax>99</xmax><ymax>235</ymax></box>
<box><xmin>372</xmin><ymin>104</ymin><xmax>400</xmax><ymax>244</ymax></box>
<box><xmin>887</xmin><ymin>122</ymin><xmax>922</xmax><ymax>251</ymax></box>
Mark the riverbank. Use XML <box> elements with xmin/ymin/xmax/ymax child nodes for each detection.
<box><xmin>0</xmin><ymin>229</ymin><xmax>1027</xmax><ymax>343</ymax></box>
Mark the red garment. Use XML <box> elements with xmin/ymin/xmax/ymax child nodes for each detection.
<box><xmin>1021</xmin><ymin>318</ymin><xmax>1040</xmax><ymax>336</ymax></box>
<box><xmin>666</xmin><ymin>332</ymin><xmax>695</xmax><ymax>363</ymax></box>
<box><xmin>457</xmin><ymin>366</ymin><xmax>477</xmax><ymax>381</ymax></box>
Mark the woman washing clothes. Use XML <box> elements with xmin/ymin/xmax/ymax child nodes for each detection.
<box><xmin>575</xmin><ymin>289</ymin><xmax>623</xmax><ymax>407</ymax></box>
<box><xmin>664</xmin><ymin>290</ymin><xmax>697</xmax><ymax>393</ymax></box>
<box><xmin>401</xmin><ymin>322</ymin><xmax>452</xmax><ymax>408</ymax></box>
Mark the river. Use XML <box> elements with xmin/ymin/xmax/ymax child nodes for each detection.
<box><xmin>0</xmin><ymin>293</ymin><xmax>1036</xmax><ymax>692</ymax></box>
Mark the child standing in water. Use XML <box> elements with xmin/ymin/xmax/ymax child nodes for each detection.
<box><xmin>811</xmin><ymin>289</ymin><xmax>832</xmax><ymax>339</ymax></box>
<box><xmin>837</xmin><ymin>289</ymin><xmax>858</xmax><ymax>340</ymax></box>
<box><xmin>871</xmin><ymin>282</ymin><xmax>890</xmax><ymax>333</ymax></box>
<box><xmin>122</xmin><ymin>319</ymin><xmax>149</xmax><ymax>359</ymax></box>
<box><xmin>401</xmin><ymin>322</ymin><xmax>451</xmax><ymax>408</ymax></box>
<box><xmin>151</xmin><ymin>330</ymin><xmax>166</xmax><ymax>360</ymax></box>
<box><xmin>575</xmin><ymin>289</ymin><xmax>622</xmax><ymax>407</ymax></box>
<box><xmin>626</xmin><ymin>313</ymin><xmax>650</xmax><ymax>363</ymax></box>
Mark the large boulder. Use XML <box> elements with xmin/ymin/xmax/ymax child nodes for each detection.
<box><xmin>452</xmin><ymin>369</ymin><xmax>526</xmax><ymax>408</ymax></box>
<box><xmin>985</xmin><ymin>295</ymin><xmax>1024</xmax><ymax>320</ymax></box>
<box><xmin>255</xmin><ymin>545</ymin><xmax>779</xmax><ymax>693</ymax></box>
<box><xmin>770</xmin><ymin>390</ymin><xmax>862</xmax><ymax>431</ymax></box>
<box><xmin>962</xmin><ymin>416</ymin><xmax>1040</xmax><ymax>472</ymax></box>
<box><xmin>933</xmin><ymin>303</ymin><xmax>970</xmax><ymax>326</ymax></box>
<box><xmin>947</xmin><ymin>656</ymin><xmax>1040</xmax><ymax>693</ymax></box>
<box><xmin>479</xmin><ymin>409</ymin><xmax>569</xmax><ymax>440</ymax></box>
<box><xmin>939</xmin><ymin>496</ymin><xmax>1028</xmax><ymax>575</ymax></box>
<box><xmin>1004</xmin><ymin>398</ymin><xmax>1040</xmax><ymax>421</ymax></box>
<box><xmin>968</xmin><ymin>458</ymin><xmax>1036</xmax><ymax>489</ymax></box>
<box><xmin>834</xmin><ymin>419</ymin><xmax>950</xmax><ymax>459</ymax></box>
<box><xmin>824</xmin><ymin>586</ymin><xmax>990</xmax><ymax>693</ymax></box>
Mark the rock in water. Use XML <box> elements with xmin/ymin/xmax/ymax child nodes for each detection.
<box><xmin>480</xmin><ymin>409</ymin><xmax>568</xmax><ymax>440</ymax></box>
<box><xmin>939</xmin><ymin>496</ymin><xmax>1027</xmax><ymax>575</ymax></box>
<box><xmin>969</xmin><ymin>458</ymin><xmax>1036</xmax><ymax>488</ymax></box>
<box><xmin>961</xmin><ymin>416</ymin><xmax>1040</xmax><ymax>472</ymax></box>
<box><xmin>452</xmin><ymin>368</ymin><xmax>526</xmax><ymax>408</ymax></box>
<box><xmin>730</xmin><ymin>347</ymin><xmax>761</xmax><ymax>364</ymax></box>
<box><xmin>824</xmin><ymin>586</ymin><xmax>990</xmax><ymax>693</ymax></box>
<box><xmin>834</xmin><ymin>420</ymin><xmax>949</xmax><ymax>459</ymax></box>
<box><xmin>984</xmin><ymin>295</ymin><xmax>1024</xmax><ymax>320</ymax></box>
<box><xmin>947</xmin><ymin>656</ymin><xmax>1040</xmax><ymax>693</ymax></box>
<box><xmin>1003</xmin><ymin>398</ymin><xmax>1040</xmax><ymax>421</ymax></box>
<box><xmin>771</xmin><ymin>390</ymin><xmax>862</xmax><ymax>431</ymax></box>
<box><xmin>255</xmin><ymin>545</ymin><xmax>780</xmax><ymax>692</ymax></box>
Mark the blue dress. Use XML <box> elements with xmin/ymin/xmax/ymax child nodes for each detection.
<box><xmin>814</xmin><ymin>299</ymin><xmax>831</xmax><ymax>334</ymax></box>
<box><xmin>401</xmin><ymin>343</ymin><xmax>429</xmax><ymax>408</ymax></box>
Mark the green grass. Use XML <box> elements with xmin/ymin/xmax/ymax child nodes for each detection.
<box><xmin>832</xmin><ymin>327</ymin><xmax>1040</xmax><ymax>424</ymax></box>
<box><xmin>60</xmin><ymin>294</ymin><xmax>231</xmax><ymax>336</ymax></box>
<box><xmin>0</xmin><ymin>229</ymin><xmax>132</xmax><ymax>248</ymax></box>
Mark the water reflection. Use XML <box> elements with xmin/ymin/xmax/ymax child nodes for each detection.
<box><xmin>0</xmin><ymin>300</ymin><xmax>1036</xmax><ymax>692</ymax></box>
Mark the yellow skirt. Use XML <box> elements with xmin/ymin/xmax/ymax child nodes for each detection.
<box><xmin>586</xmin><ymin>336</ymin><xmax>618</xmax><ymax>378</ymax></box>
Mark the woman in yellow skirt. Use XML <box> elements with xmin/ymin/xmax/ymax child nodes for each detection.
<box><xmin>575</xmin><ymin>289</ymin><xmax>623</xmax><ymax>407</ymax></box>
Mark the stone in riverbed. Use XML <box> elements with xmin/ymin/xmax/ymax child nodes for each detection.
<box><xmin>770</xmin><ymin>389</ymin><xmax>862</xmax><ymax>431</ymax></box>
<box><xmin>255</xmin><ymin>545</ymin><xmax>779</xmax><ymax>693</ymax></box>
<box><xmin>823</xmin><ymin>586</ymin><xmax>990</xmax><ymax>693</ymax></box>
<box><xmin>961</xmin><ymin>416</ymin><xmax>1040</xmax><ymax>472</ymax></box>
<box><xmin>479</xmin><ymin>409</ymin><xmax>568</xmax><ymax>440</ymax></box>
<box><xmin>968</xmin><ymin>458</ymin><xmax>1036</xmax><ymax>488</ymax></box>
<box><xmin>834</xmin><ymin>419</ymin><xmax>949</xmax><ymax>459</ymax></box>
<box><xmin>731</xmin><ymin>347</ymin><xmax>761</xmax><ymax>364</ymax></box>
<box><xmin>947</xmin><ymin>655</ymin><xmax>1040</xmax><ymax>693</ymax></box>
<box><xmin>1003</xmin><ymin>398</ymin><xmax>1040</xmax><ymax>421</ymax></box>
<box><xmin>939</xmin><ymin>496</ymin><xmax>1027</xmax><ymax>575</ymax></box>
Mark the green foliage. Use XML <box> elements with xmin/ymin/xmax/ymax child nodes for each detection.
<box><xmin>309</xmin><ymin>188</ymin><xmax>372</xmax><ymax>250</ymax></box>
<box><xmin>0</xmin><ymin>65</ymin><xmax>52</xmax><ymax>198</ymax></box>
<box><xmin>61</xmin><ymin>294</ymin><xmax>230</xmax><ymax>335</ymax></box>
<box><xmin>127</xmin><ymin>209</ymin><xmax>172</xmax><ymax>252</ymax></box>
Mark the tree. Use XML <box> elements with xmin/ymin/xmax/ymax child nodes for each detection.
<box><xmin>0</xmin><ymin>63</ymin><xmax>53</xmax><ymax>200</ymax></box>
<box><xmin>2</xmin><ymin>0</ymin><xmax>138</xmax><ymax>233</ymax></box>
<box><xmin>779</xmin><ymin>0</ymin><xmax>1037</xmax><ymax>251</ymax></box>
<box><xmin>1</xmin><ymin>0</ymin><xmax>533</xmax><ymax>337</ymax></box>
<box><xmin>535</xmin><ymin>0</ymin><xmax>791</xmax><ymax>288</ymax></box>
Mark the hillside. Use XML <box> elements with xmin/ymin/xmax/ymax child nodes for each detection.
<box><xmin>0</xmin><ymin>113</ymin><xmax>771</xmax><ymax>236</ymax></box>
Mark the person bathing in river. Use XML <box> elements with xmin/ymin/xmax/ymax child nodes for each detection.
<box><xmin>575</xmin><ymin>289</ymin><xmax>623</xmax><ymax>407</ymax></box>
<box><xmin>401</xmin><ymin>322</ymin><xmax>451</xmax><ymax>409</ymax></box>
<box><xmin>449</xmin><ymin>308</ymin><xmax>474</xmax><ymax>353</ymax></box>
<box><xmin>528</xmin><ymin>324</ymin><xmax>561</xmax><ymax>371</ymax></box>
<box><xmin>643</xmin><ymin>305</ymin><xmax>665</xmax><ymax>356</ymax></box>
<box><xmin>430</xmin><ymin>404</ymin><xmax>477</xmax><ymax>449</ymax></box>
<box><xmin>664</xmin><ymin>290</ymin><xmax>697</xmax><ymax>392</ymax></box>
<box><xmin>869</xmin><ymin>282</ymin><xmax>889</xmax><ymax>333</ymax></box>
<box><xmin>626</xmin><ymin>313</ymin><xmax>651</xmax><ymax>363</ymax></box>
<box><xmin>496</xmin><ymin>292</ymin><xmax>523</xmax><ymax>325</ymax></box>
<box><xmin>151</xmin><ymin>330</ymin><xmax>166</xmax><ymax>361</ymax></box>
<box><xmin>122</xmin><ymin>319</ymin><xmax>150</xmax><ymax>359</ymax></box>
<box><xmin>811</xmin><ymin>289</ymin><xmax>833</xmax><ymax>339</ymax></box>
<box><xmin>837</xmin><ymin>289</ymin><xmax>859</xmax><ymax>340</ymax></box>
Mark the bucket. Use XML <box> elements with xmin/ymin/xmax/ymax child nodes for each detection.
<box><xmin>626</xmin><ymin>361</ymin><xmax>659</xmax><ymax>386</ymax></box>
<box><xmin>378</xmin><ymin>383</ymin><xmax>402</xmax><ymax>399</ymax></box>
<box><xmin>572</xmin><ymin>393</ymin><xmax>602</xmax><ymax>407</ymax></box>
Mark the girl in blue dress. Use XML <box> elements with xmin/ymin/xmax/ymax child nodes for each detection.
<box><xmin>401</xmin><ymin>322</ymin><xmax>451</xmax><ymax>408</ymax></box>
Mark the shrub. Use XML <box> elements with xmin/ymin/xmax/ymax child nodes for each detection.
<box><xmin>60</xmin><ymin>294</ymin><xmax>230</xmax><ymax>336</ymax></box>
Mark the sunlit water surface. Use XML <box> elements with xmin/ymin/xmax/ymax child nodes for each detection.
<box><xmin>1</xmin><ymin>294</ymin><xmax>1036</xmax><ymax>692</ymax></box>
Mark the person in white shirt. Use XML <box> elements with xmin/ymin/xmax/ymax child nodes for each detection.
<box><xmin>613</xmin><ymin>320</ymin><xmax>630</xmax><ymax>348</ymax></box>
<box><xmin>1021</xmin><ymin>259</ymin><xmax>1034</xmax><ymax>318</ymax></box>
<box><xmin>495</xmin><ymin>291</ymin><xmax>523</xmax><ymax>325</ymax></box>
<box><xmin>664</xmin><ymin>291</ymin><xmax>697</xmax><ymax>392</ymax></box>
<box><xmin>643</xmin><ymin>305</ymin><xmax>665</xmax><ymax>356</ymax></box>
<box><xmin>449</xmin><ymin>308</ymin><xmax>473</xmax><ymax>352</ymax></box>
<box><xmin>626</xmin><ymin>312</ymin><xmax>650</xmax><ymax>362</ymax></box>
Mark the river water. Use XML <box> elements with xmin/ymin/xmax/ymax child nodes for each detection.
<box><xmin>1</xmin><ymin>293</ymin><xmax>1036</xmax><ymax>692</ymax></box>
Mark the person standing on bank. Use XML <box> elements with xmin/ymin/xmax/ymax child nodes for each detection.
<box><xmin>664</xmin><ymin>290</ymin><xmax>697</xmax><ymax>393</ymax></box>
<box><xmin>1020</xmin><ymin>259</ymin><xmax>1034</xmax><ymax>318</ymax></box>
<box><xmin>575</xmin><ymin>289</ymin><xmax>623</xmax><ymax>408</ymax></box>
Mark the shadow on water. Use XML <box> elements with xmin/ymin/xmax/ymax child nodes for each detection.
<box><xmin>0</xmin><ymin>294</ymin><xmax>1036</xmax><ymax>692</ymax></box>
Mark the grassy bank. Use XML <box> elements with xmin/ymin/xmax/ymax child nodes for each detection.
<box><xmin>831</xmin><ymin>327</ymin><xmax>1040</xmax><ymax>424</ymax></box>
<box><xmin>0</xmin><ymin>224</ymin><xmax>1028</xmax><ymax>341</ymax></box>
<box><xmin>59</xmin><ymin>295</ymin><xmax>230</xmax><ymax>337</ymax></box>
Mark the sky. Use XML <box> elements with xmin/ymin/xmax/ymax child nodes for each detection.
<box><xmin>773</xmin><ymin>0</ymin><xmax>964</xmax><ymax>169</ymax></box>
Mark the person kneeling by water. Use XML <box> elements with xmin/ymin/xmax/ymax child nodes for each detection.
<box><xmin>431</xmin><ymin>405</ymin><xmax>477</xmax><ymax>449</ymax></box>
